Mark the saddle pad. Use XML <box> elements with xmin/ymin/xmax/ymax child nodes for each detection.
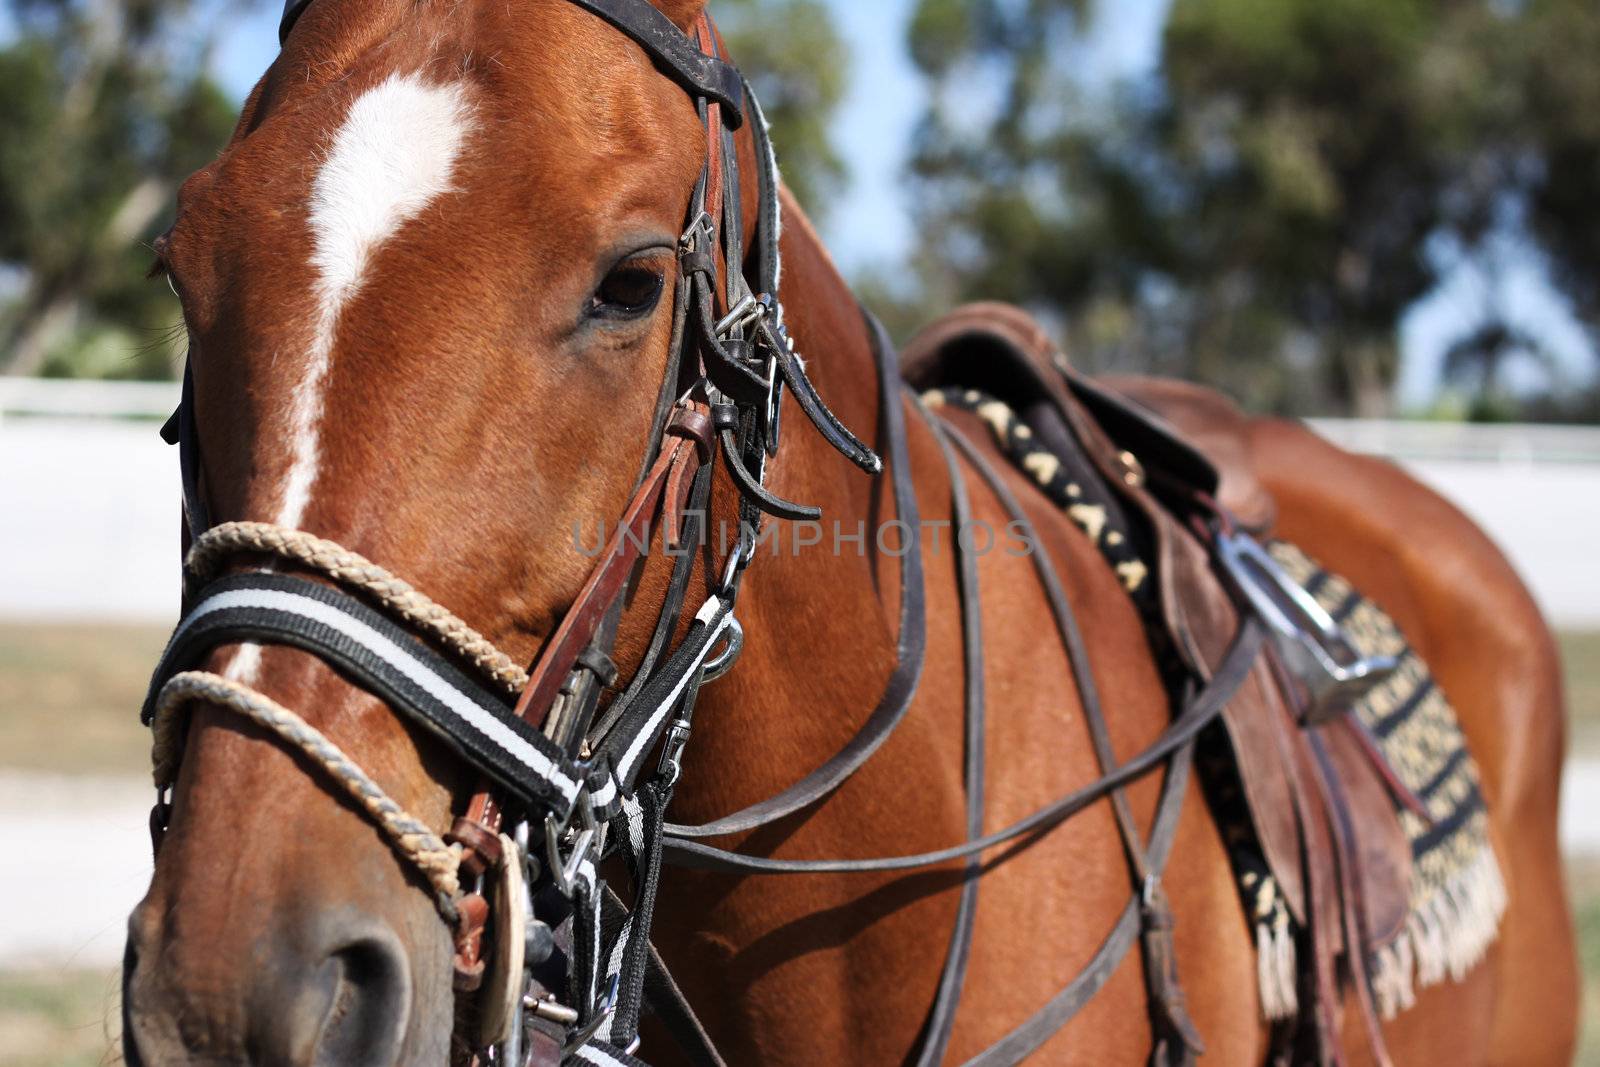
<box><xmin>1263</xmin><ymin>541</ymin><xmax>1506</xmax><ymax>1017</ymax></box>
<box><xmin>926</xmin><ymin>386</ymin><xmax>1506</xmax><ymax>1022</ymax></box>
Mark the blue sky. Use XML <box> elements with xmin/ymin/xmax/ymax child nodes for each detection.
<box><xmin>122</xmin><ymin>0</ymin><xmax>1600</xmax><ymax>407</ymax></box>
<box><xmin>206</xmin><ymin>0</ymin><xmax>1172</xmax><ymax>277</ymax></box>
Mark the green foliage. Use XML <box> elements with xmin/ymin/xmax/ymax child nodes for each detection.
<box><xmin>901</xmin><ymin>0</ymin><xmax>1600</xmax><ymax>418</ymax></box>
<box><xmin>0</xmin><ymin>0</ymin><xmax>848</xmax><ymax>379</ymax></box>
<box><xmin>0</xmin><ymin>0</ymin><xmax>245</xmax><ymax>379</ymax></box>
<box><xmin>716</xmin><ymin>0</ymin><xmax>850</xmax><ymax>214</ymax></box>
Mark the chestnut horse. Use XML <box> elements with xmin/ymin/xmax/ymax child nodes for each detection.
<box><xmin>122</xmin><ymin>0</ymin><xmax>1577</xmax><ymax>1063</ymax></box>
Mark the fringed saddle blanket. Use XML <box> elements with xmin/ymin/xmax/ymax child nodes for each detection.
<box><xmin>924</xmin><ymin>387</ymin><xmax>1506</xmax><ymax>1023</ymax></box>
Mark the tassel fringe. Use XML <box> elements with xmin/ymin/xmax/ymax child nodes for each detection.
<box><xmin>1367</xmin><ymin>849</ymin><xmax>1508</xmax><ymax>1019</ymax></box>
<box><xmin>1256</xmin><ymin>917</ymin><xmax>1299</xmax><ymax>1021</ymax></box>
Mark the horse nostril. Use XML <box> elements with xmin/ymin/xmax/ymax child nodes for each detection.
<box><xmin>313</xmin><ymin>937</ymin><xmax>411</xmax><ymax>1067</ymax></box>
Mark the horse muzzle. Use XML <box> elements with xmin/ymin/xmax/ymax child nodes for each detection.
<box><xmin>122</xmin><ymin>900</ymin><xmax>419</xmax><ymax>1066</ymax></box>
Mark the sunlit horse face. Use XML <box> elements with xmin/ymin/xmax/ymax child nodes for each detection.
<box><xmin>124</xmin><ymin>1</ymin><xmax>711</xmax><ymax>1062</ymax></box>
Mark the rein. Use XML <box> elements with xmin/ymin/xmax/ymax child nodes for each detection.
<box><xmin>141</xmin><ymin>4</ymin><xmax>1268</xmax><ymax>1065</ymax></box>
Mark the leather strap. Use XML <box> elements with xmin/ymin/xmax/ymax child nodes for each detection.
<box><xmin>278</xmin><ymin>0</ymin><xmax>745</xmax><ymax>127</ymax></box>
<box><xmin>515</xmin><ymin>408</ymin><xmax>708</xmax><ymax>728</ymax></box>
<box><xmin>665</xmin><ymin>310</ymin><xmax>926</xmax><ymax>838</ymax></box>
<box><xmin>962</xmin><ymin>744</ymin><xmax>1194</xmax><ymax>1066</ymax></box>
<box><xmin>910</xmin><ymin>411</ymin><xmax>987</xmax><ymax>1067</ymax></box>
<box><xmin>662</xmin><ymin>616</ymin><xmax>1263</xmax><ymax>874</ymax></box>
<box><xmin>943</xmin><ymin>420</ymin><xmax>1204</xmax><ymax>1062</ymax></box>
<box><xmin>159</xmin><ymin>361</ymin><xmax>209</xmax><ymax>539</ymax></box>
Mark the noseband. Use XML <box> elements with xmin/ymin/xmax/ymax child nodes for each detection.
<box><xmin>142</xmin><ymin>4</ymin><xmax>1264</xmax><ymax>1065</ymax></box>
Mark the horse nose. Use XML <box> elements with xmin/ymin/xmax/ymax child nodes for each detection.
<box><xmin>260</xmin><ymin>929</ymin><xmax>413</xmax><ymax>1067</ymax></box>
<box><xmin>124</xmin><ymin>906</ymin><xmax>414</xmax><ymax>1066</ymax></box>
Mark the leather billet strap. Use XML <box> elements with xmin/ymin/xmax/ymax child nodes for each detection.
<box><xmin>278</xmin><ymin>0</ymin><xmax>743</xmax><ymax>127</ymax></box>
<box><xmin>145</xmin><ymin>572</ymin><xmax>586</xmax><ymax>817</ymax></box>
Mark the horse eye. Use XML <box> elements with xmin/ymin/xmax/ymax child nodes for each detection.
<box><xmin>591</xmin><ymin>265</ymin><xmax>664</xmax><ymax>318</ymax></box>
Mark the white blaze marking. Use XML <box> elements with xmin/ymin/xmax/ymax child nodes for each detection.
<box><xmin>276</xmin><ymin>72</ymin><xmax>474</xmax><ymax>530</ymax></box>
<box><xmin>224</xmin><ymin>642</ymin><xmax>264</xmax><ymax>686</ymax></box>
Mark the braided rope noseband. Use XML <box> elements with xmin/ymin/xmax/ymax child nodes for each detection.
<box><xmin>186</xmin><ymin>521</ymin><xmax>528</xmax><ymax>695</ymax></box>
<box><xmin>152</xmin><ymin>669</ymin><xmax>465</xmax><ymax>920</ymax></box>
<box><xmin>149</xmin><ymin>521</ymin><xmax>547</xmax><ymax>925</ymax></box>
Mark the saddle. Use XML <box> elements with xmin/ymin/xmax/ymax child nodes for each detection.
<box><xmin>902</xmin><ymin>302</ymin><xmax>1413</xmax><ymax>1064</ymax></box>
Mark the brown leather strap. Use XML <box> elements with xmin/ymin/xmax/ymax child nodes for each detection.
<box><xmin>514</xmin><ymin>404</ymin><xmax>710</xmax><ymax>727</ymax></box>
<box><xmin>694</xmin><ymin>15</ymin><xmax>728</xmax><ymax>318</ymax></box>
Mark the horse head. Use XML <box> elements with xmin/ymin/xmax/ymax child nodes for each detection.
<box><xmin>121</xmin><ymin>1</ymin><xmax>872</xmax><ymax>1062</ymax></box>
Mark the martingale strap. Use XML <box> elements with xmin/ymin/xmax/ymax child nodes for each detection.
<box><xmin>143</xmin><ymin>572</ymin><xmax>586</xmax><ymax>817</ymax></box>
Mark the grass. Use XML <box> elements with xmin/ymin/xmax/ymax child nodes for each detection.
<box><xmin>1571</xmin><ymin>858</ymin><xmax>1600</xmax><ymax>1065</ymax></box>
<box><xmin>0</xmin><ymin>623</ymin><xmax>166</xmax><ymax>777</ymax></box>
<box><xmin>0</xmin><ymin>968</ymin><xmax>120</xmax><ymax>1067</ymax></box>
<box><xmin>1564</xmin><ymin>631</ymin><xmax>1600</xmax><ymax>757</ymax></box>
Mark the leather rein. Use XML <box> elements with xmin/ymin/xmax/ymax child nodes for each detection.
<box><xmin>142</xmin><ymin>4</ymin><xmax>1266</xmax><ymax>1065</ymax></box>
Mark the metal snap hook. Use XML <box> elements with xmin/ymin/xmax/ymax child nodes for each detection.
<box><xmin>543</xmin><ymin>804</ymin><xmax>598</xmax><ymax>898</ymax></box>
<box><xmin>700</xmin><ymin>615</ymin><xmax>744</xmax><ymax>682</ymax></box>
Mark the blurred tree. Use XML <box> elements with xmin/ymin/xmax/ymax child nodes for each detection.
<box><xmin>1521</xmin><ymin>0</ymin><xmax>1600</xmax><ymax>336</ymax></box>
<box><xmin>900</xmin><ymin>0</ymin><xmax>1600</xmax><ymax>418</ymax></box>
<box><xmin>0</xmin><ymin>0</ymin><xmax>244</xmax><ymax>378</ymax></box>
<box><xmin>716</xmin><ymin>0</ymin><xmax>850</xmax><ymax>214</ymax></box>
<box><xmin>0</xmin><ymin>0</ymin><xmax>849</xmax><ymax>380</ymax></box>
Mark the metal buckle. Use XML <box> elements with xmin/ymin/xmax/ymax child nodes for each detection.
<box><xmin>1214</xmin><ymin>528</ymin><xmax>1399</xmax><ymax>723</ymax></box>
<box><xmin>714</xmin><ymin>291</ymin><xmax>766</xmax><ymax>337</ymax></box>
<box><xmin>677</xmin><ymin>210</ymin><xmax>714</xmax><ymax>254</ymax></box>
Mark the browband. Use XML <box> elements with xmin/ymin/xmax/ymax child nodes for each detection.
<box><xmin>277</xmin><ymin>0</ymin><xmax>746</xmax><ymax>127</ymax></box>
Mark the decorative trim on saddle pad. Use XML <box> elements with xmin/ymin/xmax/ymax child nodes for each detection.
<box><xmin>931</xmin><ymin>386</ymin><xmax>1505</xmax><ymax>1024</ymax></box>
<box><xmin>922</xmin><ymin>388</ymin><xmax>1154</xmax><ymax>603</ymax></box>
<box><xmin>1265</xmin><ymin>541</ymin><xmax>1506</xmax><ymax>1018</ymax></box>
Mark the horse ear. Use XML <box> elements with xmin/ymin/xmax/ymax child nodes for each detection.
<box><xmin>652</xmin><ymin>0</ymin><xmax>708</xmax><ymax>33</ymax></box>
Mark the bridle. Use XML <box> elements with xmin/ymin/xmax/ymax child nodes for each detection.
<box><xmin>140</xmin><ymin>4</ymin><xmax>1265</xmax><ymax>1066</ymax></box>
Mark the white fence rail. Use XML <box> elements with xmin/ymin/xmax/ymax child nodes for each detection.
<box><xmin>1</xmin><ymin>380</ymin><xmax>1597</xmax><ymax>625</ymax></box>
<box><xmin>0</xmin><ymin>377</ymin><xmax>178</xmax><ymax>423</ymax></box>
<box><xmin>1308</xmin><ymin>417</ymin><xmax>1600</xmax><ymax>465</ymax></box>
